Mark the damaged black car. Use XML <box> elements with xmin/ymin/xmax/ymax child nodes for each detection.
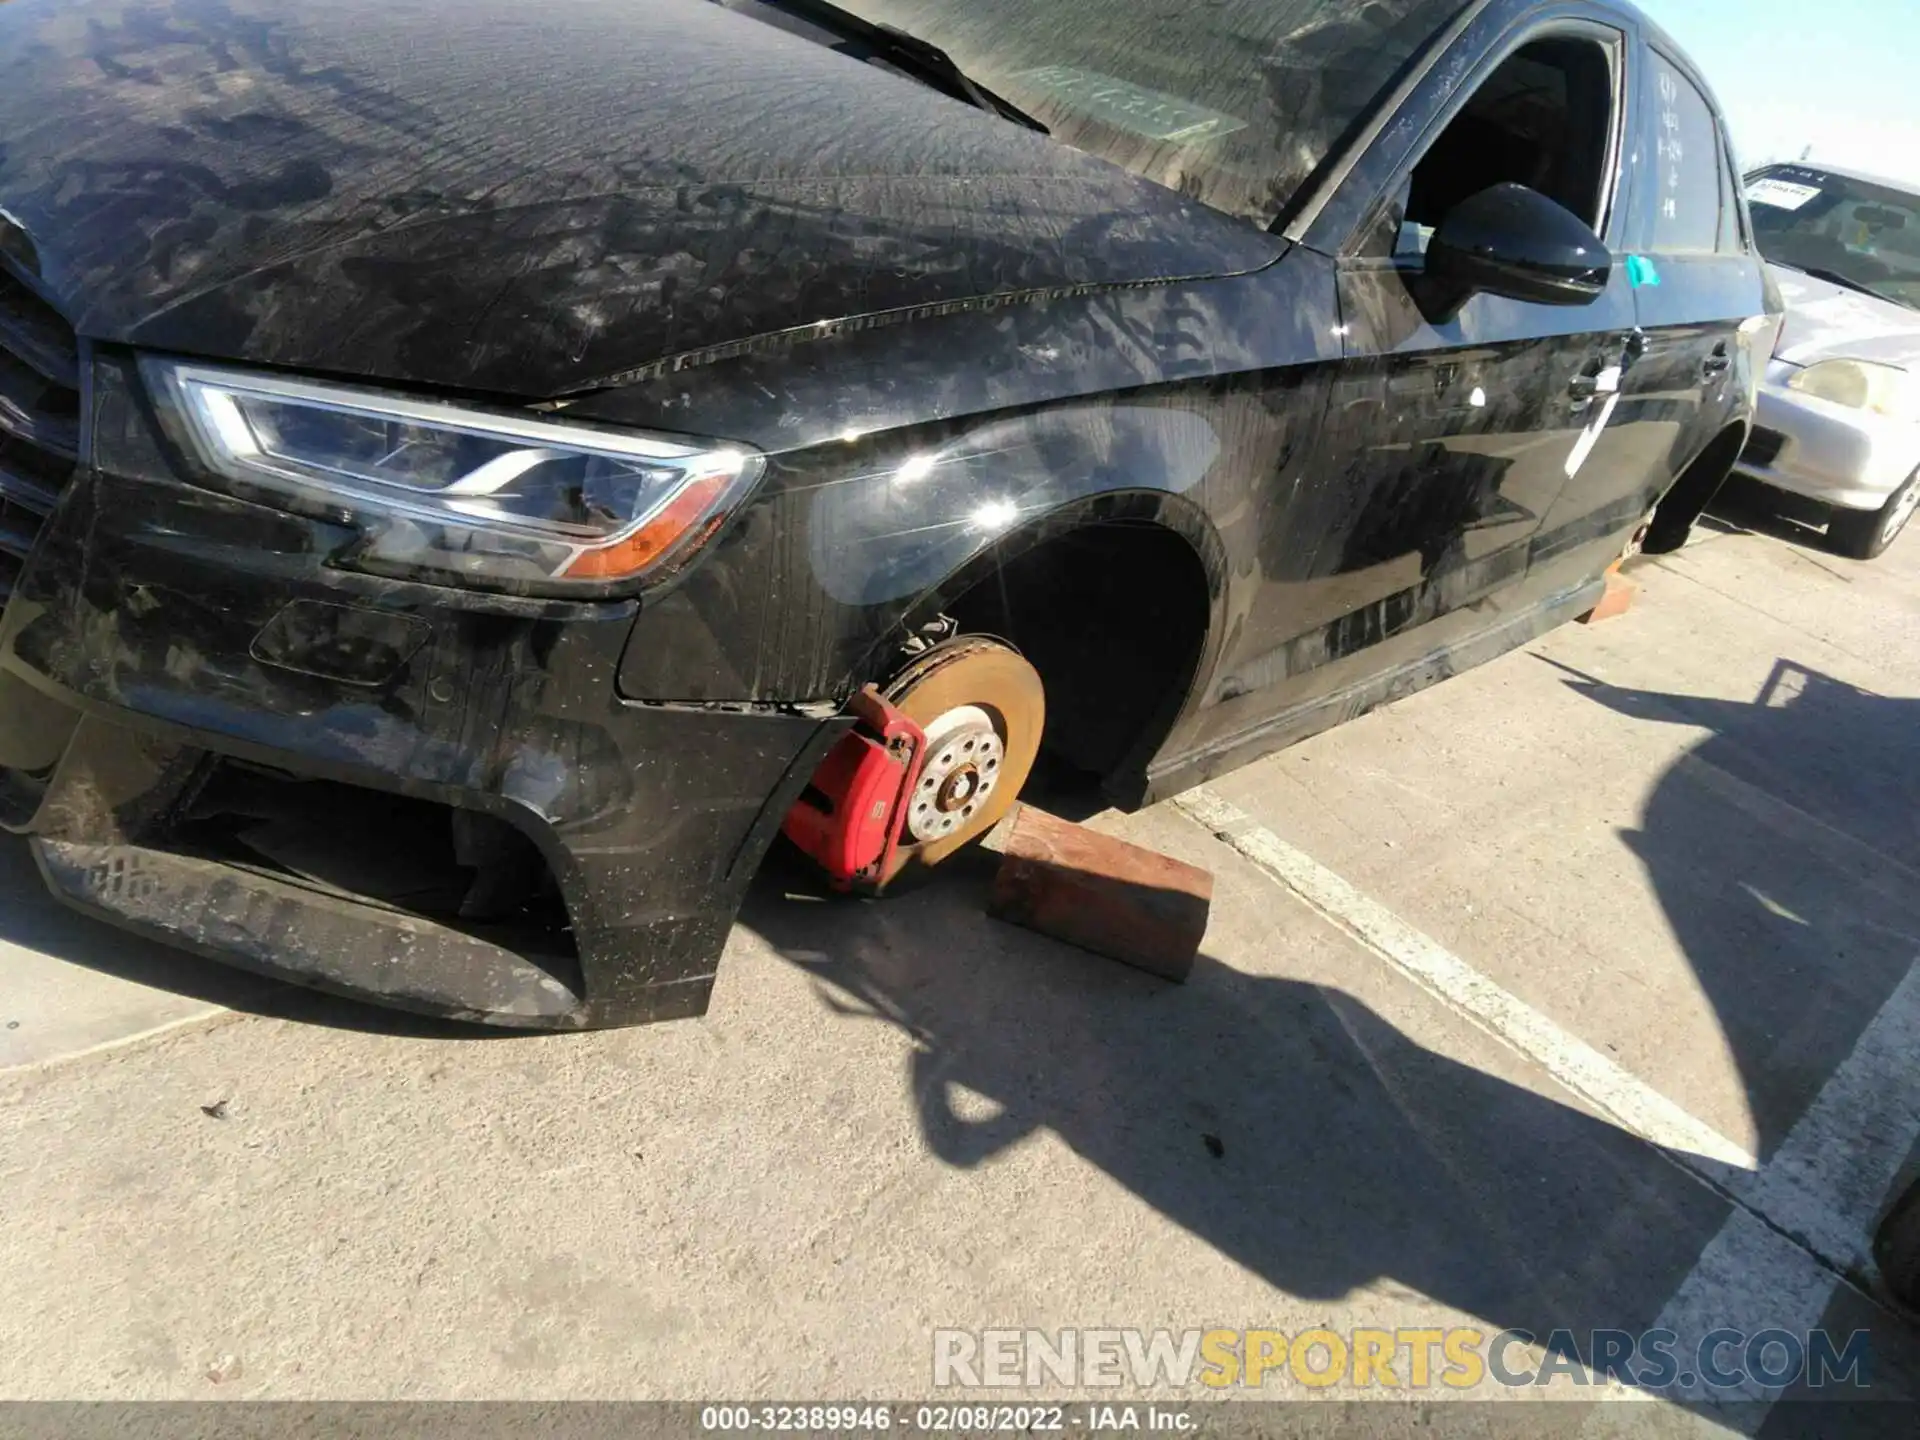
<box><xmin>0</xmin><ymin>0</ymin><xmax>1768</xmax><ymax>1027</ymax></box>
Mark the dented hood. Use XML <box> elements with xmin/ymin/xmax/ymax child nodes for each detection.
<box><xmin>0</xmin><ymin>0</ymin><xmax>1279</xmax><ymax>398</ymax></box>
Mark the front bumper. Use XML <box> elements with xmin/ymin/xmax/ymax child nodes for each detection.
<box><xmin>1734</xmin><ymin>361</ymin><xmax>1920</xmax><ymax>512</ymax></box>
<box><xmin>0</xmin><ymin>357</ymin><xmax>847</xmax><ymax>1028</ymax></box>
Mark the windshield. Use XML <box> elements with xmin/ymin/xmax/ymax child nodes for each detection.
<box><xmin>1746</xmin><ymin>165</ymin><xmax>1920</xmax><ymax>310</ymax></box>
<box><xmin>811</xmin><ymin>0</ymin><xmax>1469</xmax><ymax>224</ymax></box>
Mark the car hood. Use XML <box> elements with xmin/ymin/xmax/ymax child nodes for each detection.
<box><xmin>0</xmin><ymin>0</ymin><xmax>1281</xmax><ymax>399</ymax></box>
<box><xmin>1769</xmin><ymin>263</ymin><xmax>1920</xmax><ymax>371</ymax></box>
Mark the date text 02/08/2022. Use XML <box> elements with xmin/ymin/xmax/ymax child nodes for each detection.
<box><xmin>698</xmin><ymin>1404</ymin><xmax>1195</xmax><ymax>1432</ymax></box>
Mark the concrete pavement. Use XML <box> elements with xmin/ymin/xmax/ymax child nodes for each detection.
<box><xmin>2</xmin><ymin>507</ymin><xmax>1918</xmax><ymax>1426</ymax></box>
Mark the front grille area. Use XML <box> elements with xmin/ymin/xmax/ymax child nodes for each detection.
<box><xmin>0</xmin><ymin>264</ymin><xmax>81</xmax><ymax>607</ymax></box>
<box><xmin>1741</xmin><ymin>426</ymin><xmax>1787</xmax><ymax>470</ymax></box>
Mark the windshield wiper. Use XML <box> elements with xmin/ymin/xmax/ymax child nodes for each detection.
<box><xmin>761</xmin><ymin>0</ymin><xmax>1048</xmax><ymax>133</ymax></box>
<box><xmin>1791</xmin><ymin>264</ymin><xmax>1912</xmax><ymax>309</ymax></box>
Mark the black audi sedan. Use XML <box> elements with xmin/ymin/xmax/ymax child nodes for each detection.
<box><xmin>0</xmin><ymin>0</ymin><xmax>1767</xmax><ymax>1027</ymax></box>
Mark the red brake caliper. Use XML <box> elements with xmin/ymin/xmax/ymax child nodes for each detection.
<box><xmin>781</xmin><ymin>685</ymin><xmax>928</xmax><ymax>894</ymax></box>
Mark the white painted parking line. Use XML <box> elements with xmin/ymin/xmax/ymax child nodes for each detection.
<box><xmin>1601</xmin><ymin>966</ymin><xmax>1920</xmax><ymax>1415</ymax></box>
<box><xmin>1179</xmin><ymin>784</ymin><xmax>1920</xmax><ymax>1427</ymax></box>
<box><xmin>1575</xmin><ymin>1211</ymin><xmax>1847</xmax><ymax>1431</ymax></box>
<box><xmin>1728</xmin><ymin>960</ymin><xmax>1920</xmax><ymax>1277</ymax></box>
<box><xmin>1174</xmin><ymin>787</ymin><xmax>1758</xmax><ymax>1170</ymax></box>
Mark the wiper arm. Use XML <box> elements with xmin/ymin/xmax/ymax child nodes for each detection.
<box><xmin>764</xmin><ymin>0</ymin><xmax>1048</xmax><ymax>133</ymax></box>
<box><xmin>868</xmin><ymin>22</ymin><xmax>1051</xmax><ymax>133</ymax></box>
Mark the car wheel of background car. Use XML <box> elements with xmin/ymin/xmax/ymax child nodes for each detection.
<box><xmin>1829</xmin><ymin>468</ymin><xmax>1920</xmax><ymax>561</ymax></box>
<box><xmin>883</xmin><ymin>637</ymin><xmax>1045</xmax><ymax>870</ymax></box>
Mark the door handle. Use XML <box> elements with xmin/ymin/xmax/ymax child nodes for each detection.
<box><xmin>1703</xmin><ymin>343</ymin><xmax>1732</xmax><ymax>378</ymax></box>
<box><xmin>1569</xmin><ymin>358</ymin><xmax>1624</xmax><ymax>410</ymax></box>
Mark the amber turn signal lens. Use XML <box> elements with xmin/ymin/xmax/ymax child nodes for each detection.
<box><xmin>558</xmin><ymin>470</ymin><xmax>736</xmax><ymax>581</ymax></box>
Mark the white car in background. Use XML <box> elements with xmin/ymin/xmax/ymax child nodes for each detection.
<box><xmin>1734</xmin><ymin>163</ymin><xmax>1920</xmax><ymax>559</ymax></box>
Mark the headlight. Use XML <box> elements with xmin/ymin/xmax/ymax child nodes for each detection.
<box><xmin>144</xmin><ymin>359</ymin><xmax>760</xmax><ymax>592</ymax></box>
<box><xmin>1787</xmin><ymin>358</ymin><xmax>1920</xmax><ymax>419</ymax></box>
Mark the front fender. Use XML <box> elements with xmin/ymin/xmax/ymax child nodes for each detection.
<box><xmin>805</xmin><ymin>402</ymin><xmax>1226</xmax><ymax>609</ymax></box>
<box><xmin>614</xmin><ymin>393</ymin><xmax>1254</xmax><ymax>706</ymax></box>
<box><xmin>606</xmin><ymin>250</ymin><xmax>1342</xmax><ymax>706</ymax></box>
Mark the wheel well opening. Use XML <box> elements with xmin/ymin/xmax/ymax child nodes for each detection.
<box><xmin>945</xmin><ymin>521</ymin><xmax>1210</xmax><ymax>808</ymax></box>
<box><xmin>1646</xmin><ymin>421</ymin><xmax>1750</xmax><ymax>553</ymax></box>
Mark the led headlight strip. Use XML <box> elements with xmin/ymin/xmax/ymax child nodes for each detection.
<box><xmin>146</xmin><ymin>358</ymin><xmax>761</xmax><ymax>591</ymax></box>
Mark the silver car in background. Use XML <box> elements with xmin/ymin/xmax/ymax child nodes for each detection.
<box><xmin>1734</xmin><ymin>164</ymin><xmax>1920</xmax><ymax>558</ymax></box>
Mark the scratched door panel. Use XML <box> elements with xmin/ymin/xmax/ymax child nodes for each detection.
<box><xmin>1546</xmin><ymin>43</ymin><xmax>1768</xmax><ymax>575</ymax></box>
<box><xmin>1221</xmin><ymin>9</ymin><xmax>1644</xmax><ymax>731</ymax></box>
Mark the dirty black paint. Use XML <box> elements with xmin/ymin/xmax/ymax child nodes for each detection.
<box><xmin>0</xmin><ymin>0</ymin><xmax>1766</xmax><ymax>1026</ymax></box>
<box><xmin>0</xmin><ymin>0</ymin><xmax>1283</xmax><ymax>396</ymax></box>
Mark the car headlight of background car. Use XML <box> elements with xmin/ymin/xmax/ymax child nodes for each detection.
<box><xmin>1786</xmin><ymin>358</ymin><xmax>1920</xmax><ymax>421</ymax></box>
<box><xmin>145</xmin><ymin>359</ymin><xmax>761</xmax><ymax>593</ymax></box>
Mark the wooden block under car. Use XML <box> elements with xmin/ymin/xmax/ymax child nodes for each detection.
<box><xmin>1578</xmin><ymin>562</ymin><xmax>1638</xmax><ymax>625</ymax></box>
<box><xmin>986</xmin><ymin>805</ymin><xmax>1213</xmax><ymax>982</ymax></box>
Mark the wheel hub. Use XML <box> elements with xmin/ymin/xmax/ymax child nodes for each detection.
<box><xmin>878</xmin><ymin>637</ymin><xmax>1046</xmax><ymax>870</ymax></box>
<box><xmin>906</xmin><ymin>704</ymin><xmax>1003</xmax><ymax>842</ymax></box>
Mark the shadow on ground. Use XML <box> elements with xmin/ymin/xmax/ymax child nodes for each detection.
<box><xmin>1554</xmin><ymin>656</ymin><xmax>1920</xmax><ymax>1160</ymax></box>
<box><xmin>1705</xmin><ymin>476</ymin><xmax>1855</xmax><ymax>560</ymax></box>
<box><xmin>6</xmin><ymin>607</ymin><xmax>1919</xmax><ymax>1423</ymax></box>
<box><xmin>738</xmin><ymin>654</ymin><xmax>1920</xmax><ymax>1428</ymax></box>
<box><xmin>747</xmin><ymin>845</ymin><xmax>1732</xmax><ymax>1334</ymax></box>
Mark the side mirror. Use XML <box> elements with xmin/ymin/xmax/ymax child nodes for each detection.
<box><xmin>1417</xmin><ymin>182</ymin><xmax>1612</xmax><ymax>323</ymax></box>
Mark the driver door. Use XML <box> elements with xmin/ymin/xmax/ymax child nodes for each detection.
<box><xmin>1310</xmin><ymin>20</ymin><xmax>1641</xmax><ymax>668</ymax></box>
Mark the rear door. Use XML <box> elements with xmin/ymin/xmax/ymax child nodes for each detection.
<box><xmin>1590</xmin><ymin>44</ymin><xmax>1765</xmax><ymax>544</ymax></box>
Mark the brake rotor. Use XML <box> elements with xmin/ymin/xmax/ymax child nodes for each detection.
<box><xmin>882</xmin><ymin>638</ymin><xmax>1045</xmax><ymax>870</ymax></box>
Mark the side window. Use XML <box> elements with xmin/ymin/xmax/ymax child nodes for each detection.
<box><xmin>1639</xmin><ymin>53</ymin><xmax>1721</xmax><ymax>253</ymax></box>
<box><xmin>1357</xmin><ymin>33</ymin><xmax>1619</xmax><ymax>261</ymax></box>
